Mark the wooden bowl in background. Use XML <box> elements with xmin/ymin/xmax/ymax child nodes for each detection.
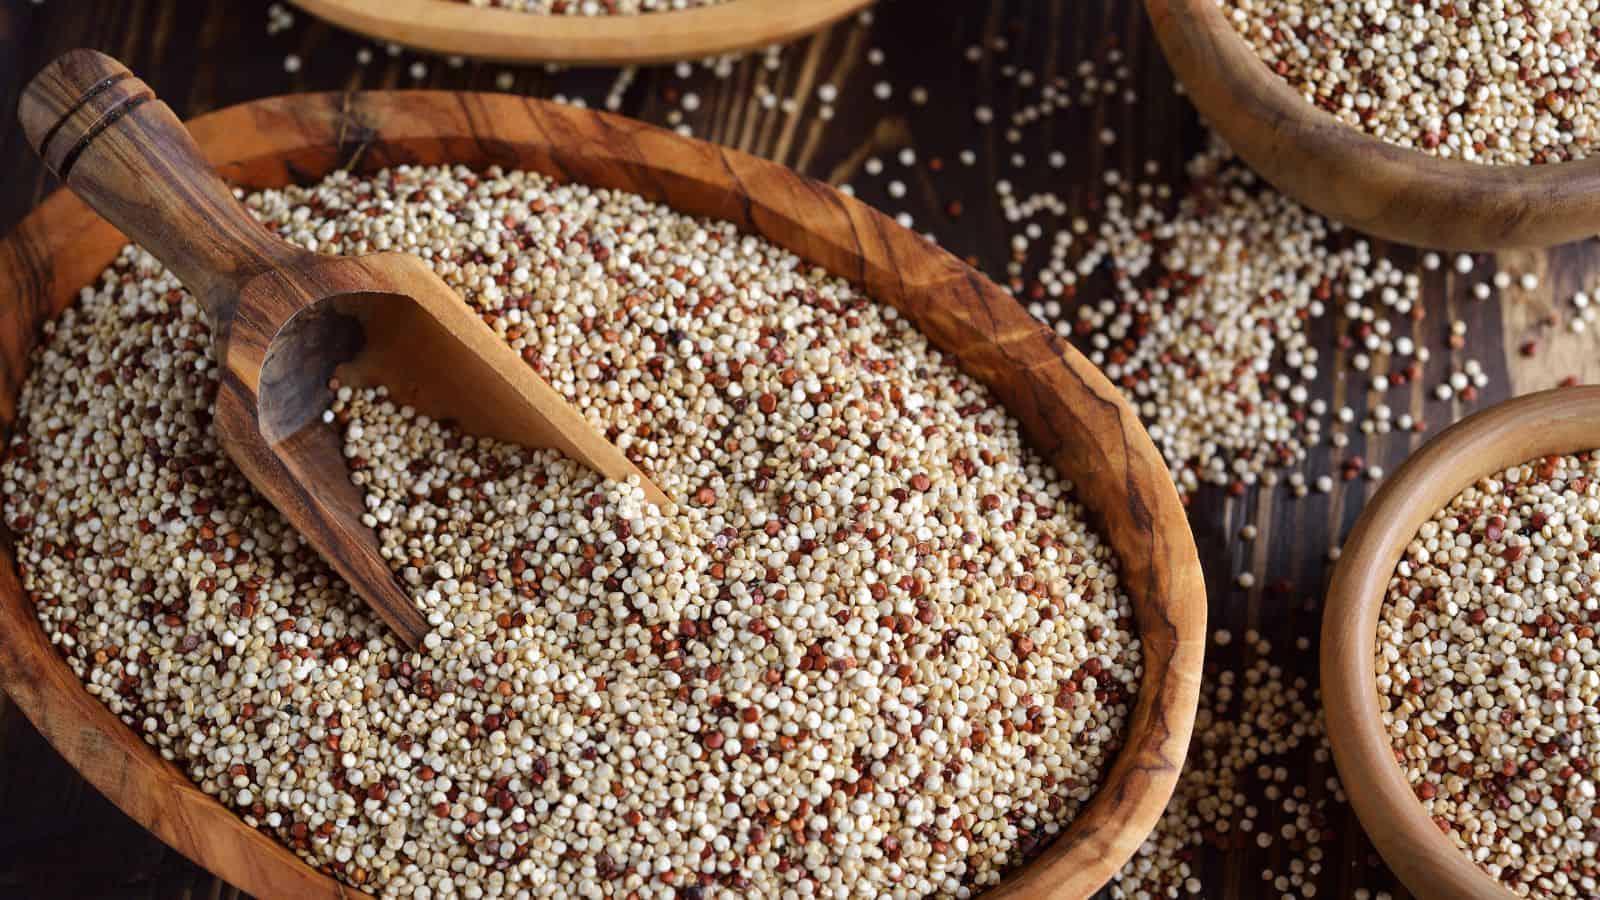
<box><xmin>0</xmin><ymin>91</ymin><xmax>1205</xmax><ymax>899</ymax></box>
<box><xmin>1143</xmin><ymin>0</ymin><xmax>1600</xmax><ymax>251</ymax></box>
<box><xmin>286</xmin><ymin>0</ymin><xmax>873</xmax><ymax>65</ymax></box>
<box><xmin>1322</xmin><ymin>387</ymin><xmax>1600</xmax><ymax>900</ymax></box>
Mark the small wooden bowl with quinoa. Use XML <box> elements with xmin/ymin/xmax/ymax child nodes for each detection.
<box><xmin>1324</xmin><ymin>387</ymin><xmax>1600</xmax><ymax>900</ymax></box>
<box><xmin>1143</xmin><ymin>0</ymin><xmax>1600</xmax><ymax>251</ymax></box>
<box><xmin>0</xmin><ymin>91</ymin><xmax>1205</xmax><ymax>897</ymax></box>
<box><xmin>287</xmin><ymin>0</ymin><xmax>874</xmax><ymax>65</ymax></box>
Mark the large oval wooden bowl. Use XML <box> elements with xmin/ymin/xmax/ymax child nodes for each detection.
<box><xmin>1144</xmin><ymin>0</ymin><xmax>1600</xmax><ymax>251</ymax></box>
<box><xmin>287</xmin><ymin>0</ymin><xmax>873</xmax><ymax>65</ymax></box>
<box><xmin>1323</xmin><ymin>387</ymin><xmax>1600</xmax><ymax>900</ymax></box>
<box><xmin>0</xmin><ymin>91</ymin><xmax>1204</xmax><ymax>899</ymax></box>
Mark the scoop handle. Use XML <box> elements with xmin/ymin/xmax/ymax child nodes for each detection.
<box><xmin>18</xmin><ymin>49</ymin><xmax>307</xmax><ymax>330</ymax></box>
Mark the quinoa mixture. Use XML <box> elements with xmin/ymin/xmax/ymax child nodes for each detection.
<box><xmin>1377</xmin><ymin>452</ymin><xmax>1600</xmax><ymax>897</ymax></box>
<box><xmin>0</xmin><ymin>164</ymin><xmax>1141</xmax><ymax>899</ymax></box>
<box><xmin>1218</xmin><ymin>0</ymin><xmax>1600</xmax><ymax>165</ymax></box>
<box><xmin>452</xmin><ymin>0</ymin><xmax>728</xmax><ymax>15</ymax></box>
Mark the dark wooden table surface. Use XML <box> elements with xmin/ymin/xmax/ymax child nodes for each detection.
<box><xmin>2</xmin><ymin>0</ymin><xmax>1594</xmax><ymax>897</ymax></box>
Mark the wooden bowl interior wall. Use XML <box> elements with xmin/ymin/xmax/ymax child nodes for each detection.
<box><xmin>286</xmin><ymin>0</ymin><xmax>875</xmax><ymax>65</ymax></box>
<box><xmin>1322</xmin><ymin>387</ymin><xmax>1600</xmax><ymax>900</ymax></box>
<box><xmin>0</xmin><ymin>91</ymin><xmax>1205</xmax><ymax>899</ymax></box>
<box><xmin>1143</xmin><ymin>0</ymin><xmax>1600</xmax><ymax>251</ymax></box>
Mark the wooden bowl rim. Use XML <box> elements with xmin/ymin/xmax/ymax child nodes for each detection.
<box><xmin>286</xmin><ymin>0</ymin><xmax>874</xmax><ymax>65</ymax></box>
<box><xmin>0</xmin><ymin>89</ymin><xmax>1204</xmax><ymax>900</ymax></box>
<box><xmin>1143</xmin><ymin>0</ymin><xmax>1600</xmax><ymax>250</ymax></box>
<box><xmin>1321</xmin><ymin>386</ymin><xmax>1600</xmax><ymax>900</ymax></box>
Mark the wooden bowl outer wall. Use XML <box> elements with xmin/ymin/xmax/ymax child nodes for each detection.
<box><xmin>1322</xmin><ymin>386</ymin><xmax>1600</xmax><ymax>900</ymax></box>
<box><xmin>285</xmin><ymin>0</ymin><xmax>875</xmax><ymax>66</ymax></box>
<box><xmin>1143</xmin><ymin>0</ymin><xmax>1600</xmax><ymax>252</ymax></box>
<box><xmin>0</xmin><ymin>91</ymin><xmax>1205</xmax><ymax>900</ymax></box>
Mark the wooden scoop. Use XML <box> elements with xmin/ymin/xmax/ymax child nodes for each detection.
<box><xmin>18</xmin><ymin>50</ymin><xmax>670</xmax><ymax>650</ymax></box>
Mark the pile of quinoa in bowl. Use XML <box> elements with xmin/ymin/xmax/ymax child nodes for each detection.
<box><xmin>1216</xmin><ymin>0</ymin><xmax>1600</xmax><ymax>165</ymax></box>
<box><xmin>453</xmin><ymin>0</ymin><xmax>727</xmax><ymax>14</ymax></box>
<box><xmin>1377</xmin><ymin>452</ymin><xmax>1600</xmax><ymax>897</ymax></box>
<box><xmin>0</xmin><ymin>164</ymin><xmax>1143</xmax><ymax>898</ymax></box>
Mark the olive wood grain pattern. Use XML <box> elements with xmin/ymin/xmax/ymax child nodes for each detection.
<box><xmin>1322</xmin><ymin>387</ymin><xmax>1600</xmax><ymax>900</ymax></box>
<box><xmin>287</xmin><ymin>0</ymin><xmax>874</xmax><ymax>66</ymax></box>
<box><xmin>17</xmin><ymin>50</ymin><xmax>670</xmax><ymax>651</ymax></box>
<box><xmin>0</xmin><ymin>88</ymin><xmax>1206</xmax><ymax>899</ymax></box>
<box><xmin>1144</xmin><ymin>0</ymin><xmax>1600</xmax><ymax>251</ymax></box>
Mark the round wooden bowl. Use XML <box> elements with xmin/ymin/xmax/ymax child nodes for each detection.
<box><xmin>1144</xmin><ymin>0</ymin><xmax>1600</xmax><ymax>251</ymax></box>
<box><xmin>1322</xmin><ymin>387</ymin><xmax>1600</xmax><ymax>900</ymax></box>
<box><xmin>0</xmin><ymin>91</ymin><xmax>1205</xmax><ymax>898</ymax></box>
<box><xmin>286</xmin><ymin>0</ymin><xmax>873</xmax><ymax>65</ymax></box>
